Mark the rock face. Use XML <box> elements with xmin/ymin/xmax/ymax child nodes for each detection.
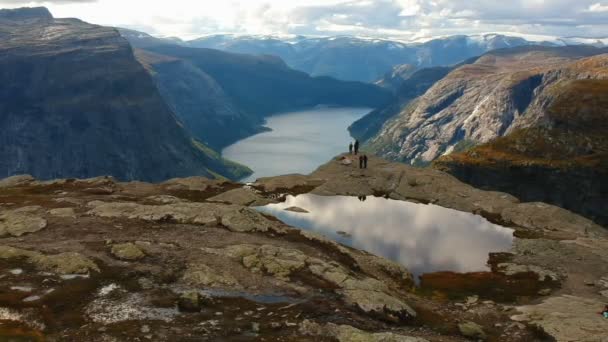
<box><xmin>435</xmin><ymin>59</ymin><xmax>608</xmax><ymax>225</ymax></box>
<box><xmin>367</xmin><ymin>46</ymin><xmax>607</xmax><ymax>165</ymax></box>
<box><xmin>0</xmin><ymin>7</ymin><xmax>248</xmax><ymax>182</ymax></box>
<box><xmin>350</xmin><ymin>66</ymin><xmax>454</xmax><ymax>143</ymax></box>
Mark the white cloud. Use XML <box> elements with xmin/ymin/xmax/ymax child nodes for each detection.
<box><xmin>588</xmin><ymin>2</ymin><xmax>608</xmax><ymax>12</ymax></box>
<box><xmin>0</xmin><ymin>0</ymin><xmax>606</xmax><ymax>40</ymax></box>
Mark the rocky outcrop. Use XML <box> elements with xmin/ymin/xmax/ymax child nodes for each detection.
<box><xmin>111</xmin><ymin>243</ymin><xmax>146</xmax><ymax>261</ymax></box>
<box><xmin>0</xmin><ymin>206</ymin><xmax>47</xmax><ymax>237</ymax></box>
<box><xmin>0</xmin><ymin>246</ymin><xmax>99</xmax><ymax>274</ymax></box>
<box><xmin>0</xmin><ymin>7</ymin><xmax>248</xmax><ymax>182</ymax></box>
<box><xmin>203</xmin><ymin>244</ymin><xmax>416</xmax><ymax>320</ymax></box>
<box><xmin>512</xmin><ymin>295</ymin><xmax>608</xmax><ymax>341</ymax></box>
<box><xmin>299</xmin><ymin>320</ymin><xmax>428</xmax><ymax>342</ymax></box>
<box><xmin>435</xmin><ymin>65</ymin><xmax>608</xmax><ymax>226</ymax></box>
<box><xmin>368</xmin><ymin>46</ymin><xmax>607</xmax><ymax>165</ymax></box>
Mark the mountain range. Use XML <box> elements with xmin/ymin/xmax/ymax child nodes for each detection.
<box><xmin>133</xmin><ymin>31</ymin><xmax>605</xmax><ymax>83</ymax></box>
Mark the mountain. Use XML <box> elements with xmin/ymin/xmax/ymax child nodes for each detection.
<box><xmin>434</xmin><ymin>57</ymin><xmax>608</xmax><ymax>225</ymax></box>
<box><xmin>0</xmin><ymin>7</ymin><xmax>250</xmax><ymax>182</ymax></box>
<box><xmin>365</xmin><ymin>46</ymin><xmax>607</xmax><ymax>166</ymax></box>
<box><xmin>186</xmin><ymin>33</ymin><xmax>553</xmax><ymax>83</ymax></box>
<box><xmin>349</xmin><ymin>66</ymin><xmax>455</xmax><ymax>143</ymax></box>
<box><xmin>118</xmin><ymin>31</ymin><xmax>393</xmax><ymax>148</ymax></box>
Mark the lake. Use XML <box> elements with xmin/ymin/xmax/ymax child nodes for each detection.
<box><xmin>222</xmin><ymin>107</ymin><xmax>371</xmax><ymax>182</ymax></box>
<box><xmin>256</xmin><ymin>194</ymin><xmax>514</xmax><ymax>280</ymax></box>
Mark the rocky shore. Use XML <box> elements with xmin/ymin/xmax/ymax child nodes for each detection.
<box><xmin>0</xmin><ymin>155</ymin><xmax>607</xmax><ymax>341</ymax></box>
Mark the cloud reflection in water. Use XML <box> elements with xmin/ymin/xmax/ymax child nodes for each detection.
<box><xmin>256</xmin><ymin>194</ymin><xmax>514</xmax><ymax>279</ymax></box>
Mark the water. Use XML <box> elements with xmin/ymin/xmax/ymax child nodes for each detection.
<box><xmin>256</xmin><ymin>194</ymin><xmax>514</xmax><ymax>280</ymax></box>
<box><xmin>222</xmin><ymin>107</ymin><xmax>371</xmax><ymax>182</ymax></box>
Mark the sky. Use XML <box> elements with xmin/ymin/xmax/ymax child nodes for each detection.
<box><xmin>1</xmin><ymin>0</ymin><xmax>607</xmax><ymax>41</ymax></box>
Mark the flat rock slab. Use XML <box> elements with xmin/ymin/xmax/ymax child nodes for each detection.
<box><xmin>299</xmin><ymin>320</ymin><xmax>428</xmax><ymax>342</ymax></box>
<box><xmin>0</xmin><ymin>207</ymin><xmax>47</xmax><ymax>237</ymax></box>
<box><xmin>512</xmin><ymin>295</ymin><xmax>608</xmax><ymax>342</ymax></box>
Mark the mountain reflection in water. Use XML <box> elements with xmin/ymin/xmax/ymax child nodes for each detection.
<box><xmin>256</xmin><ymin>194</ymin><xmax>514</xmax><ymax>279</ymax></box>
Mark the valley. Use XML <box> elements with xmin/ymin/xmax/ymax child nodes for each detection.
<box><xmin>222</xmin><ymin>107</ymin><xmax>371</xmax><ymax>182</ymax></box>
<box><xmin>0</xmin><ymin>4</ymin><xmax>607</xmax><ymax>342</ymax></box>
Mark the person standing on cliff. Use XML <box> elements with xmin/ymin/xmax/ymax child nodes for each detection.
<box><xmin>354</xmin><ymin>140</ymin><xmax>360</xmax><ymax>155</ymax></box>
<box><xmin>363</xmin><ymin>155</ymin><xmax>368</xmax><ymax>169</ymax></box>
<box><xmin>349</xmin><ymin>142</ymin><xmax>353</xmax><ymax>154</ymax></box>
<box><xmin>359</xmin><ymin>155</ymin><xmax>364</xmax><ymax>169</ymax></box>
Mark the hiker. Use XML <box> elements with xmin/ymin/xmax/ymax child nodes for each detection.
<box><xmin>363</xmin><ymin>155</ymin><xmax>368</xmax><ymax>169</ymax></box>
<box><xmin>354</xmin><ymin>140</ymin><xmax>360</xmax><ymax>155</ymax></box>
<box><xmin>359</xmin><ymin>155</ymin><xmax>364</xmax><ymax>169</ymax></box>
<box><xmin>349</xmin><ymin>142</ymin><xmax>353</xmax><ymax>154</ymax></box>
<box><xmin>602</xmin><ymin>305</ymin><xmax>608</xmax><ymax>318</ymax></box>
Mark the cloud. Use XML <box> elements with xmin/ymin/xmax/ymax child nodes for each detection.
<box><xmin>1</xmin><ymin>0</ymin><xmax>606</xmax><ymax>40</ymax></box>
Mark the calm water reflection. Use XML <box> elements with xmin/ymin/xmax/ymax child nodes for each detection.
<box><xmin>256</xmin><ymin>194</ymin><xmax>514</xmax><ymax>279</ymax></box>
<box><xmin>222</xmin><ymin>107</ymin><xmax>371</xmax><ymax>182</ymax></box>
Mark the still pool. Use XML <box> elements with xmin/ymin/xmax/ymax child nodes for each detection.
<box><xmin>256</xmin><ymin>194</ymin><xmax>514</xmax><ymax>280</ymax></box>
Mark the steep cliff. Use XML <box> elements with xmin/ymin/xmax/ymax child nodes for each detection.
<box><xmin>367</xmin><ymin>46</ymin><xmax>607</xmax><ymax>166</ymax></box>
<box><xmin>435</xmin><ymin>65</ymin><xmax>608</xmax><ymax>225</ymax></box>
<box><xmin>0</xmin><ymin>8</ymin><xmax>250</xmax><ymax>181</ymax></box>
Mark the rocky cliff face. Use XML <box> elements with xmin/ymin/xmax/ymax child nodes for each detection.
<box><xmin>434</xmin><ymin>64</ymin><xmax>608</xmax><ymax>225</ymax></box>
<box><xmin>350</xmin><ymin>66</ymin><xmax>454</xmax><ymax>143</ymax></box>
<box><xmin>367</xmin><ymin>46</ymin><xmax>607</xmax><ymax>166</ymax></box>
<box><xmin>0</xmin><ymin>8</ymin><xmax>250</xmax><ymax>182</ymax></box>
<box><xmin>134</xmin><ymin>49</ymin><xmax>264</xmax><ymax>150</ymax></box>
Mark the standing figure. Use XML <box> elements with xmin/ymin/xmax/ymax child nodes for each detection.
<box><xmin>354</xmin><ymin>140</ymin><xmax>360</xmax><ymax>155</ymax></box>
<box><xmin>349</xmin><ymin>142</ymin><xmax>353</xmax><ymax>154</ymax></box>
<box><xmin>359</xmin><ymin>155</ymin><xmax>364</xmax><ymax>169</ymax></box>
<box><xmin>363</xmin><ymin>155</ymin><xmax>368</xmax><ymax>169</ymax></box>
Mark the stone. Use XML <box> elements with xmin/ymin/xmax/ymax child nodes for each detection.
<box><xmin>0</xmin><ymin>246</ymin><xmax>99</xmax><ymax>274</ymax></box>
<box><xmin>178</xmin><ymin>291</ymin><xmax>204</xmax><ymax>312</ymax></box>
<box><xmin>208</xmin><ymin>188</ymin><xmax>271</xmax><ymax>206</ymax></box>
<box><xmin>219</xmin><ymin>208</ymin><xmax>283</xmax><ymax>233</ymax></box>
<box><xmin>162</xmin><ymin>177</ymin><xmax>221</xmax><ymax>192</ymax></box>
<box><xmin>144</xmin><ymin>195</ymin><xmax>185</xmax><ymax>204</ymax></box>
<box><xmin>466</xmin><ymin>295</ymin><xmax>479</xmax><ymax>305</ymax></box>
<box><xmin>111</xmin><ymin>243</ymin><xmax>145</xmax><ymax>261</ymax></box>
<box><xmin>512</xmin><ymin>295</ymin><xmax>608</xmax><ymax>341</ymax></box>
<box><xmin>48</xmin><ymin>208</ymin><xmax>76</xmax><ymax>218</ymax></box>
<box><xmin>299</xmin><ymin>320</ymin><xmax>429</xmax><ymax>342</ymax></box>
<box><xmin>538</xmin><ymin>288</ymin><xmax>552</xmax><ymax>296</ymax></box>
<box><xmin>182</xmin><ymin>263</ymin><xmax>239</xmax><ymax>287</ymax></box>
<box><xmin>458</xmin><ymin>321</ymin><xmax>487</xmax><ymax>340</ymax></box>
<box><xmin>0</xmin><ymin>207</ymin><xmax>47</xmax><ymax>237</ymax></box>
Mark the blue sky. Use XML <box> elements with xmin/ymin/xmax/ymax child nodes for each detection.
<box><xmin>1</xmin><ymin>0</ymin><xmax>607</xmax><ymax>40</ymax></box>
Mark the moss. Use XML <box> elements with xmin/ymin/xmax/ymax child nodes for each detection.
<box><xmin>191</xmin><ymin>139</ymin><xmax>252</xmax><ymax>181</ymax></box>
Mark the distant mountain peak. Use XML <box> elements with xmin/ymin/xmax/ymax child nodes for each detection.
<box><xmin>0</xmin><ymin>7</ymin><xmax>52</xmax><ymax>21</ymax></box>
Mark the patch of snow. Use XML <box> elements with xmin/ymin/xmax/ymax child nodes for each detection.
<box><xmin>10</xmin><ymin>286</ymin><xmax>34</xmax><ymax>292</ymax></box>
<box><xmin>98</xmin><ymin>283</ymin><xmax>121</xmax><ymax>296</ymax></box>
<box><xmin>9</xmin><ymin>269</ymin><xmax>23</xmax><ymax>275</ymax></box>
<box><xmin>61</xmin><ymin>274</ymin><xmax>90</xmax><ymax>280</ymax></box>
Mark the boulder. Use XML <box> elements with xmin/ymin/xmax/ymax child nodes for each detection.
<box><xmin>496</xmin><ymin>263</ymin><xmax>560</xmax><ymax>282</ymax></box>
<box><xmin>458</xmin><ymin>321</ymin><xmax>487</xmax><ymax>340</ymax></box>
<box><xmin>182</xmin><ymin>263</ymin><xmax>239</xmax><ymax>287</ymax></box>
<box><xmin>111</xmin><ymin>243</ymin><xmax>145</xmax><ymax>261</ymax></box>
<box><xmin>177</xmin><ymin>291</ymin><xmax>210</xmax><ymax>312</ymax></box>
<box><xmin>0</xmin><ymin>246</ymin><xmax>99</xmax><ymax>274</ymax></box>
<box><xmin>0</xmin><ymin>207</ymin><xmax>47</xmax><ymax>237</ymax></box>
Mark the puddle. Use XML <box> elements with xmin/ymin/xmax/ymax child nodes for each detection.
<box><xmin>257</xmin><ymin>194</ymin><xmax>514</xmax><ymax>280</ymax></box>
